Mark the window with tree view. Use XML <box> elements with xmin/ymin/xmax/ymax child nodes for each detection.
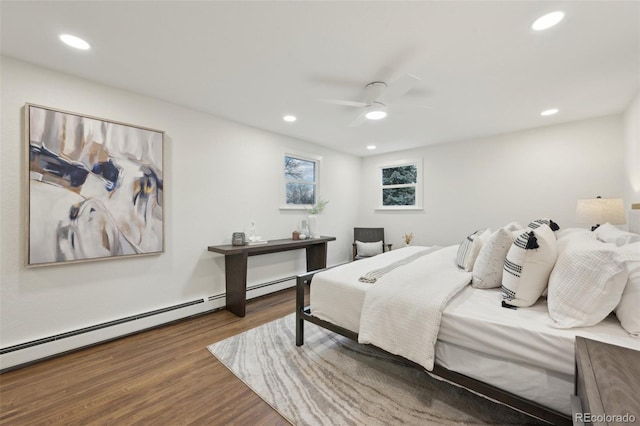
<box><xmin>380</xmin><ymin>160</ymin><xmax>421</xmax><ymax>208</ymax></box>
<box><xmin>284</xmin><ymin>155</ymin><xmax>317</xmax><ymax>205</ymax></box>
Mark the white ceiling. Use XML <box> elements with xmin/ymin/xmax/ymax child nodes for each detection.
<box><xmin>1</xmin><ymin>1</ymin><xmax>639</xmax><ymax>157</ymax></box>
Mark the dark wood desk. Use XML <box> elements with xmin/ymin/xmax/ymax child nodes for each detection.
<box><xmin>208</xmin><ymin>236</ymin><xmax>336</xmax><ymax>317</ymax></box>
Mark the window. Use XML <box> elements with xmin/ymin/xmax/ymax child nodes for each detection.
<box><xmin>378</xmin><ymin>159</ymin><xmax>422</xmax><ymax>210</ymax></box>
<box><xmin>283</xmin><ymin>153</ymin><xmax>320</xmax><ymax>207</ymax></box>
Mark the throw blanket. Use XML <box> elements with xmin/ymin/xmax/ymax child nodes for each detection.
<box><xmin>358</xmin><ymin>245</ymin><xmax>472</xmax><ymax>371</ymax></box>
<box><xmin>359</xmin><ymin>246</ymin><xmax>442</xmax><ymax>283</ymax></box>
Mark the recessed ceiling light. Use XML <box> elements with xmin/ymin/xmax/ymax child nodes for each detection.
<box><xmin>532</xmin><ymin>11</ymin><xmax>565</xmax><ymax>31</ymax></box>
<box><xmin>541</xmin><ymin>108</ymin><xmax>559</xmax><ymax>116</ymax></box>
<box><xmin>59</xmin><ymin>34</ymin><xmax>91</xmax><ymax>50</ymax></box>
<box><xmin>283</xmin><ymin>115</ymin><xmax>296</xmax><ymax>122</ymax></box>
<box><xmin>367</xmin><ymin>145</ymin><xmax>376</xmax><ymax>150</ymax></box>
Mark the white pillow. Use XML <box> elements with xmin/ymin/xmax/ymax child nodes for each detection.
<box><xmin>355</xmin><ymin>240</ymin><xmax>383</xmax><ymax>257</ymax></box>
<box><xmin>615</xmin><ymin>242</ymin><xmax>640</xmax><ymax>336</ymax></box>
<box><xmin>595</xmin><ymin>222</ymin><xmax>640</xmax><ymax>246</ymax></box>
<box><xmin>556</xmin><ymin>227</ymin><xmax>592</xmax><ymax>241</ymax></box>
<box><xmin>456</xmin><ymin>228</ymin><xmax>490</xmax><ymax>272</ymax></box>
<box><xmin>503</xmin><ymin>222</ymin><xmax>523</xmax><ymax>232</ymax></box>
<box><xmin>472</xmin><ymin>228</ymin><xmax>518</xmax><ymax>289</ymax></box>
<box><xmin>501</xmin><ymin>224</ymin><xmax>557</xmax><ymax>307</ymax></box>
<box><xmin>548</xmin><ymin>239</ymin><xmax>639</xmax><ymax>328</ymax></box>
<box><xmin>556</xmin><ymin>228</ymin><xmax>597</xmax><ymax>253</ymax></box>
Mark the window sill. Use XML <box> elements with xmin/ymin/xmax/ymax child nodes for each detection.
<box><xmin>279</xmin><ymin>205</ymin><xmax>312</xmax><ymax>211</ymax></box>
<box><xmin>375</xmin><ymin>206</ymin><xmax>424</xmax><ymax>211</ymax></box>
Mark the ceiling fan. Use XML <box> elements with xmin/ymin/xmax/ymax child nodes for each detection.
<box><xmin>317</xmin><ymin>74</ymin><xmax>422</xmax><ymax>127</ymax></box>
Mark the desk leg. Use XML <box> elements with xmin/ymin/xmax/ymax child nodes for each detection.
<box><xmin>225</xmin><ymin>252</ymin><xmax>248</xmax><ymax>317</ymax></box>
<box><xmin>305</xmin><ymin>242</ymin><xmax>328</xmax><ymax>271</ymax></box>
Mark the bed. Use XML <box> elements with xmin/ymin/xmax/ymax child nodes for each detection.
<box><xmin>295</xmin><ymin>223</ymin><xmax>640</xmax><ymax>425</ymax></box>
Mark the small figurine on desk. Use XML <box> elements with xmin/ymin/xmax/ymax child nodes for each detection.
<box><xmin>247</xmin><ymin>220</ymin><xmax>267</xmax><ymax>245</ymax></box>
<box><xmin>248</xmin><ymin>220</ymin><xmax>257</xmax><ymax>240</ymax></box>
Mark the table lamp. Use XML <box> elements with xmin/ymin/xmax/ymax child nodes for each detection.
<box><xmin>576</xmin><ymin>197</ymin><xmax>626</xmax><ymax>231</ymax></box>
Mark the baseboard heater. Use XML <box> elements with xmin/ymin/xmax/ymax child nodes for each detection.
<box><xmin>1</xmin><ymin>275</ymin><xmax>296</xmax><ymax>356</ymax></box>
<box><xmin>0</xmin><ymin>299</ymin><xmax>204</xmax><ymax>355</ymax></box>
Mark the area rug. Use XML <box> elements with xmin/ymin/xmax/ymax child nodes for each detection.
<box><xmin>207</xmin><ymin>314</ymin><xmax>546</xmax><ymax>425</ymax></box>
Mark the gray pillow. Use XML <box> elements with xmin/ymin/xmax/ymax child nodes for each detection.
<box><xmin>356</xmin><ymin>240</ymin><xmax>383</xmax><ymax>257</ymax></box>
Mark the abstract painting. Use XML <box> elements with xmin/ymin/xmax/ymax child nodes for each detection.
<box><xmin>26</xmin><ymin>104</ymin><xmax>164</xmax><ymax>266</ymax></box>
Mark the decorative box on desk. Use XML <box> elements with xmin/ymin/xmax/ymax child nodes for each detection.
<box><xmin>573</xmin><ymin>337</ymin><xmax>640</xmax><ymax>426</ymax></box>
<box><xmin>208</xmin><ymin>236</ymin><xmax>336</xmax><ymax>317</ymax></box>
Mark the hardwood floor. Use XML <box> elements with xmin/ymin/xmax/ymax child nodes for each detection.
<box><xmin>0</xmin><ymin>287</ymin><xmax>305</xmax><ymax>425</ymax></box>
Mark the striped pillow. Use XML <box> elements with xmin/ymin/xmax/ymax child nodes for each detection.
<box><xmin>501</xmin><ymin>224</ymin><xmax>558</xmax><ymax>307</ymax></box>
<box><xmin>456</xmin><ymin>228</ymin><xmax>490</xmax><ymax>272</ymax></box>
<box><xmin>527</xmin><ymin>218</ymin><xmax>560</xmax><ymax>231</ymax></box>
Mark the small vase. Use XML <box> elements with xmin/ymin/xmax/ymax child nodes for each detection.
<box><xmin>300</xmin><ymin>220</ymin><xmax>310</xmax><ymax>239</ymax></box>
<box><xmin>307</xmin><ymin>214</ymin><xmax>319</xmax><ymax>238</ymax></box>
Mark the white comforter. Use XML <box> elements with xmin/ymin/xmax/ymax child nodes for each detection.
<box><xmin>358</xmin><ymin>245</ymin><xmax>472</xmax><ymax>370</ymax></box>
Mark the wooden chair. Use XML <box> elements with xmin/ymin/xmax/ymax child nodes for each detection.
<box><xmin>352</xmin><ymin>227</ymin><xmax>393</xmax><ymax>261</ymax></box>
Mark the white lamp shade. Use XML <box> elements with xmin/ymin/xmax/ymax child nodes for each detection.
<box><xmin>576</xmin><ymin>198</ymin><xmax>626</xmax><ymax>226</ymax></box>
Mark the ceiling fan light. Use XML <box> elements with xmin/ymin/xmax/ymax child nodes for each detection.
<box><xmin>365</xmin><ymin>110</ymin><xmax>387</xmax><ymax>120</ymax></box>
<box><xmin>365</xmin><ymin>103</ymin><xmax>387</xmax><ymax>120</ymax></box>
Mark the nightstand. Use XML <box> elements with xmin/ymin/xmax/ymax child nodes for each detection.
<box><xmin>573</xmin><ymin>337</ymin><xmax>640</xmax><ymax>426</ymax></box>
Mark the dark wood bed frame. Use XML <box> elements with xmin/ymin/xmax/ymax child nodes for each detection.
<box><xmin>295</xmin><ymin>270</ymin><xmax>572</xmax><ymax>426</ymax></box>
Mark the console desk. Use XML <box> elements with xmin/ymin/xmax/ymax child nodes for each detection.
<box><xmin>208</xmin><ymin>236</ymin><xmax>336</xmax><ymax>317</ymax></box>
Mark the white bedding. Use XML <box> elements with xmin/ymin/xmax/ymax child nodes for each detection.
<box><xmin>437</xmin><ymin>285</ymin><xmax>639</xmax><ymax>415</ymax></box>
<box><xmin>358</xmin><ymin>246</ymin><xmax>471</xmax><ymax>370</ymax></box>
<box><xmin>433</xmin><ymin>341</ymin><xmax>575</xmax><ymax>415</ymax></box>
<box><xmin>311</xmin><ymin>246</ymin><xmax>433</xmax><ymax>333</ymax></box>
<box><xmin>439</xmin><ymin>285</ymin><xmax>639</xmax><ymax>376</ymax></box>
<box><xmin>309</xmin><ymin>244</ymin><xmax>640</xmax><ymax>415</ymax></box>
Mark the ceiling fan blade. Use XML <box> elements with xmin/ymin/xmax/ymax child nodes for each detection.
<box><xmin>347</xmin><ymin>111</ymin><xmax>368</xmax><ymax>128</ymax></box>
<box><xmin>393</xmin><ymin>103</ymin><xmax>433</xmax><ymax>110</ymax></box>
<box><xmin>379</xmin><ymin>74</ymin><xmax>421</xmax><ymax>103</ymax></box>
<box><xmin>316</xmin><ymin>98</ymin><xmax>368</xmax><ymax>108</ymax></box>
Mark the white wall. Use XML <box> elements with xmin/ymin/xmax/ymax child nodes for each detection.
<box><xmin>358</xmin><ymin>116</ymin><xmax>625</xmax><ymax>247</ymax></box>
<box><xmin>0</xmin><ymin>55</ymin><xmax>632</xmax><ymax>369</ymax></box>
<box><xmin>0</xmin><ymin>57</ymin><xmax>360</xmax><ymax>368</ymax></box>
<box><xmin>623</xmin><ymin>90</ymin><xmax>640</xmax><ymax>208</ymax></box>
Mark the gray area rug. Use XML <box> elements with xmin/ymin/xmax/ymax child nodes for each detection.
<box><xmin>207</xmin><ymin>314</ymin><xmax>546</xmax><ymax>425</ymax></box>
